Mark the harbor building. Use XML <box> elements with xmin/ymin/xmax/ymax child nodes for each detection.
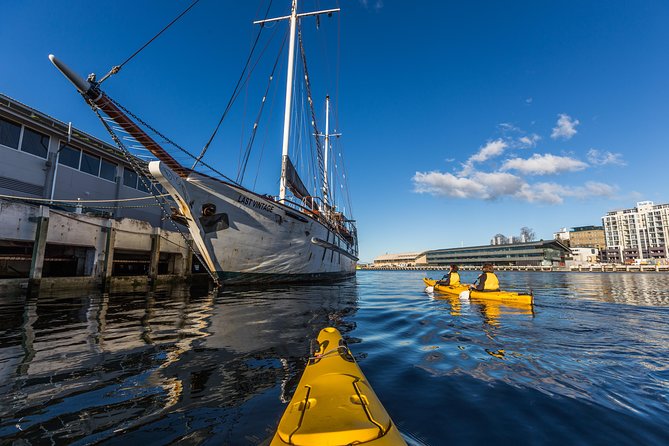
<box><xmin>569</xmin><ymin>247</ymin><xmax>600</xmax><ymax>265</ymax></box>
<box><xmin>602</xmin><ymin>201</ymin><xmax>669</xmax><ymax>264</ymax></box>
<box><xmin>0</xmin><ymin>93</ymin><xmax>162</xmax><ymax>223</ymax></box>
<box><xmin>0</xmin><ymin>94</ymin><xmax>199</xmax><ymax>289</ymax></box>
<box><xmin>424</xmin><ymin>240</ymin><xmax>570</xmax><ymax>267</ymax></box>
<box><xmin>372</xmin><ymin>252</ymin><xmax>425</xmax><ymax>268</ymax></box>
<box><xmin>372</xmin><ymin>240</ymin><xmax>570</xmax><ymax>268</ymax></box>
<box><xmin>569</xmin><ymin>225</ymin><xmax>605</xmax><ymax>250</ymax></box>
<box><xmin>553</xmin><ymin>227</ymin><xmax>570</xmax><ymax>246</ymax></box>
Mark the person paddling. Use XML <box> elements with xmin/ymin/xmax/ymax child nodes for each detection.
<box><xmin>437</xmin><ymin>264</ymin><xmax>460</xmax><ymax>286</ymax></box>
<box><xmin>470</xmin><ymin>264</ymin><xmax>500</xmax><ymax>292</ymax></box>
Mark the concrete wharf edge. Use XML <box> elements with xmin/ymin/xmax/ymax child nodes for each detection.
<box><xmin>0</xmin><ymin>198</ymin><xmax>201</xmax><ymax>295</ymax></box>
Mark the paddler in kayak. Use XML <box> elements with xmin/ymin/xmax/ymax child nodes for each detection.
<box><xmin>470</xmin><ymin>263</ymin><xmax>500</xmax><ymax>292</ymax></box>
<box><xmin>437</xmin><ymin>264</ymin><xmax>460</xmax><ymax>286</ymax></box>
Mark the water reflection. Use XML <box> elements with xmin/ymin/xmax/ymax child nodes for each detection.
<box><xmin>429</xmin><ymin>291</ymin><xmax>534</xmax><ymax>327</ymax></box>
<box><xmin>0</xmin><ymin>281</ymin><xmax>359</xmax><ymax>444</ymax></box>
<box><xmin>560</xmin><ymin>272</ymin><xmax>669</xmax><ymax>306</ymax></box>
<box><xmin>468</xmin><ymin>297</ymin><xmax>534</xmax><ymax>327</ymax></box>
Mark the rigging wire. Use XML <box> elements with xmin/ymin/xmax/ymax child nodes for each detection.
<box><xmin>107</xmin><ymin>96</ymin><xmax>239</xmax><ymax>185</ymax></box>
<box><xmin>99</xmin><ymin>0</ymin><xmax>202</xmax><ymax>84</ymax></box>
<box><xmin>237</xmin><ymin>31</ymin><xmax>288</xmax><ymax>184</ymax></box>
<box><xmin>192</xmin><ymin>0</ymin><xmax>275</xmax><ymax>170</ymax></box>
<box><xmin>297</xmin><ymin>22</ymin><xmax>325</xmax><ymax>193</ymax></box>
<box><xmin>252</xmin><ymin>55</ymin><xmax>283</xmax><ymax>192</ymax></box>
<box><xmin>92</xmin><ymin>106</ymin><xmax>220</xmax><ymax>285</ymax></box>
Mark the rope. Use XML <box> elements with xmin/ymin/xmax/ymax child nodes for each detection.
<box><xmin>308</xmin><ymin>346</ymin><xmax>346</xmax><ymax>360</ymax></box>
<box><xmin>99</xmin><ymin>0</ymin><xmax>202</xmax><ymax>84</ymax></box>
<box><xmin>93</xmin><ymin>107</ymin><xmax>220</xmax><ymax>286</ymax></box>
<box><xmin>108</xmin><ymin>96</ymin><xmax>239</xmax><ymax>185</ymax></box>
<box><xmin>192</xmin><ymin>0</ymin><xmax>275</xmax><ymax>169</ymax></box>
<box><xmin>297</xmin><ymin>23</ymin><xmax>326</xmax><ymax>192</ymax></box>
<box><xmin>237</xmin><ymin>30</ymin><xmax>288</xmax><ymax>183</ymax></box>
<box><xmin>0</xmin><ymin>193</ymin><xmax>169</xmax><ymax>204</ymax></box>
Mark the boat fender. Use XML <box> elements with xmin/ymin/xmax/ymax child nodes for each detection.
<box><xmin>425</xmin><ymin>286</ymin><xmax>434</xmax><ymax>293</ymax></box>
<box><xmin>459</xmin><ymin>290</ymin><xmax>470</xmax><ymax>300</ymax></box>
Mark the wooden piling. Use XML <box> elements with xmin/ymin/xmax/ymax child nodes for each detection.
<box><xmin>149</xmin><ymin>227</ymin><xmax>161</xmax><ymax>283</ymax></box>
<box><xmin>28</xmin><ymin>206</ymin><xmax>50</xmax><ymax>289</ymax></box>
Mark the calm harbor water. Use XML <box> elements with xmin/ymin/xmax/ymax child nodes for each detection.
<box><xmin>1</xmin><ymin>270</ymin><xmax>669</xmax><ymax>445</ymax></box>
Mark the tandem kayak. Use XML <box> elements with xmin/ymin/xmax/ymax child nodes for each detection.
<box><xmin>423</xmin><ymin>278</ymin><xmax>533</xmax><ymax>305</ymax></box>
<box><xmin>270</xmin><ymin>327</ymin><xmax>407</xmax><ymax>446</ymax></box>
<box><xmin>423</xmin><ymin>278</ymin><xmax>469</xmax><ymax>296</ymax></box>
<box><xmin>465</xmin><ymin>289</ymin><xmax>534</xmax><ymax>305</ymax></box>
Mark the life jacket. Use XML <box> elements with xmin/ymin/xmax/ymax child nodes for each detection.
<box><xmin>481</xmin><ymin>272</ymin><xmax>500</xmax><ymax>291</ymax></box>
<box><xmin>449</xmin><ymin>271</ymin><xmax>460</xmax><ymax>286</ymax></box>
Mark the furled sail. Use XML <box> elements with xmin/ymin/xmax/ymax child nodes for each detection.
<box><xmin>284</xmin><ymin>156</ymin><xmax>310</xmax><ymax>200</ymax></box>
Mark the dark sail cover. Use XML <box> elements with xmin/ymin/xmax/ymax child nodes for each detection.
<box><xmin>285</xmin><ymin>156</ymin><xmax>310</xmax><ymax>200</ymax></box>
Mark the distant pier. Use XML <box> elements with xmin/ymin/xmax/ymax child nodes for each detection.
<box><xmin>359</xmin><ymin>264</ymin><xmax>669</xmax><ymax>273</ymax></box>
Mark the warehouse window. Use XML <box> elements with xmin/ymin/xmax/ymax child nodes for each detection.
<box><xmin>81</xmin><ymin>152</ymin><xmax>101</xmax><ymax>176</ymax></box>
<box><xmin>123</xmin><ymin>168</ymin><xmax>138</xmax><ymax>188</ymax></box>
<box><xmin>0</xmin><ymin>117</ymin><xmax>21</xmax><ymax>149</ymax></box>
<box><xmin>58</xmin><ymin>144</ymin><xmax>81</xmax><ymax>168</ymax></box>
<box><xmin>99</xmin><ymin>159</ymin><xmax>117</xmax><ymax>181</ymax></box>
<box><xmin>21</xmin><ymin>127</ymin><xmax>49</xmax><ymax>158</ymax></box>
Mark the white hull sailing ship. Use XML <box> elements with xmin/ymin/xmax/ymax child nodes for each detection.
<box><xmin>49</xmin><ymin>1</ymin><xmax>358</xmax><ymax>285</ymax></box>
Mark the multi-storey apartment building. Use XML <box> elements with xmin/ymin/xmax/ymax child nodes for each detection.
<box><xmin>602</xmin><ymin>201</ymin><xmax>669</xmax><ymax>263</ymax></box>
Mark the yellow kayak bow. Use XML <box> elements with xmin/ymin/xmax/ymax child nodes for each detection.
<box><xmin>270</xmin><ymin>327</ymin><xmax>406</xmax><ymax>446</ymax></box>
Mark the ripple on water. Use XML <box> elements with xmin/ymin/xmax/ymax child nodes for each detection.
<box><xmin>2</xmin><ymin>272</ymin><xmax>669</xmax><ymax>445</ymax></box>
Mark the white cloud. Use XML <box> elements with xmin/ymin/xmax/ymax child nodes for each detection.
<box><xmin>518</xmin><ymin>134</ymin><xmax>541</xmax><ymax>148</ymax></box>
<box><xmin>413</xmin><ymin>171</ymin><xmax>616</xmax><ymax>204</ymax></box>
<box><xmin>413</xmin><ymin>171</ymin><xmax>487</xmax><ymax>199</ymax></box>
<box><xmin>515</xmin><ymin>182</ymin><xmax>567</xmax><ymax>204</ymax></box>
<box><xmin>498</xmin><ymin>123</ymin><xmax>520</xmax><ymax>132</ymax></box>
<box><xmin>516</xmin><ymin>181</ymin><xmax>616</xmax><ymax>204</ymax></box>
<box><xmin>501</xmin><ymin>153</ymin><xmax>588</xmax><ymax>175</ymax></box>
<box><xmin>413</xmin><ymin>170</ymin><xmax>525</xmax><ymax>200</ymax></box>
<box><xmin>460</xmin><ymin>139</ymin><xmax>508</xmax><ymax>176</ymax></box>
<box><xmin>551</xmin><ymin>114</ymin><xmax>579</xmax><ymax>140</ymax></box>
<box><xmin>470</xmin><ymin>139</ymin><xmax>507</xmax><ymax>163</ymax></box>
<box><xmin>587</xmin><ymin>148</ymin><xmax>626</xmax><ymax>166</ymax></box>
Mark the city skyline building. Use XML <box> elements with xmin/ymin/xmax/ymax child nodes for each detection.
<box><xmin>602</xmin><ymin>201</ymin><xmax>669</xmax><ymax>263</ymax></box>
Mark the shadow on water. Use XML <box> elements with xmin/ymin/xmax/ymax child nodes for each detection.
<box><xmin>0</xmin><ymin>280</ymin><xmax>359</xmax><ymax>445</ymax></box>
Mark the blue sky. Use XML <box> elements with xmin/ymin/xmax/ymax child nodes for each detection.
<box><xmin>2</xmin><ymin>1</ymin><xmax>668</xmax><ymax>262</ymax></box>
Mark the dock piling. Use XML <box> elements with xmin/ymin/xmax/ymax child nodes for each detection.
<box><xmin>28</xmin><ymin>206</ymin><xmax>50</xmax><ymax>289</ymax></box>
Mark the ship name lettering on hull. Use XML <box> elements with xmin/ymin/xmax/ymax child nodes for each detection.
<box><xmin>237</xmin><ymin>194</ymin><xmax>275</xmax><ymax>213</ymax></box>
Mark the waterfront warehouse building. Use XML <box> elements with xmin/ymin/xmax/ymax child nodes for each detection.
<box><xmin>425</xmin><ymin>240</ymin><xmax>570</xmax><ymax>267</ymax></box>
<box><xmin>0</xmin><ymin>94</ymin><xmax>199</xmax><ymax>283</ymax></box>
<box><xmin>373</xmin><ymin>252</ymin><xmax>425</xmax><ymax>267</ymax></box>
<box><xmin>602</xmin><ymin>201</ymin><xmax>669</xmax><ymax>264</ymax></box>
<box><xmin>0</xmin><ymin>93</ymin><xmax>163</xmax><ymax>224</ymax></box>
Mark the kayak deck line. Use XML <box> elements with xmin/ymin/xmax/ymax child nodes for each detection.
<box><xmin>270</xmin><ymin>327</ymin><xmax>407</xmax><ymax>446</ymax></box>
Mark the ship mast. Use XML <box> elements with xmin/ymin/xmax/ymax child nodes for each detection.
<box><xmin>321</xmin><ymin>95</ymin><xmax>341</xmax><ymax>209</ymax></box>
<box><xmin>254</xmin><ymin>0</ymin><xmax>339</xmax><ymax>203</ymax></box>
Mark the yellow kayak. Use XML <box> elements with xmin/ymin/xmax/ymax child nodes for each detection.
<box><xmin>423</xmin><ymin>278</ymin><xmax>469</xmax><ymax>296</ymax></box>
<box><xmin>424</xmin><ymin>278</ymin><xmax>533</xmax><ymax>305</ymax></box>
<box><xmin>423</xmin><ymin>278</ymin><xmax>436</xmax><ymax>287</ymax></box>
<box><xmin>270</xmin><ymin>327</ymin><xmax>406</xmax><ymax>446</ymax></box>
<box><xmin>468</xmin><ymin>289</ymin><xmax>534</xmax><ymax>305</ymax></box>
